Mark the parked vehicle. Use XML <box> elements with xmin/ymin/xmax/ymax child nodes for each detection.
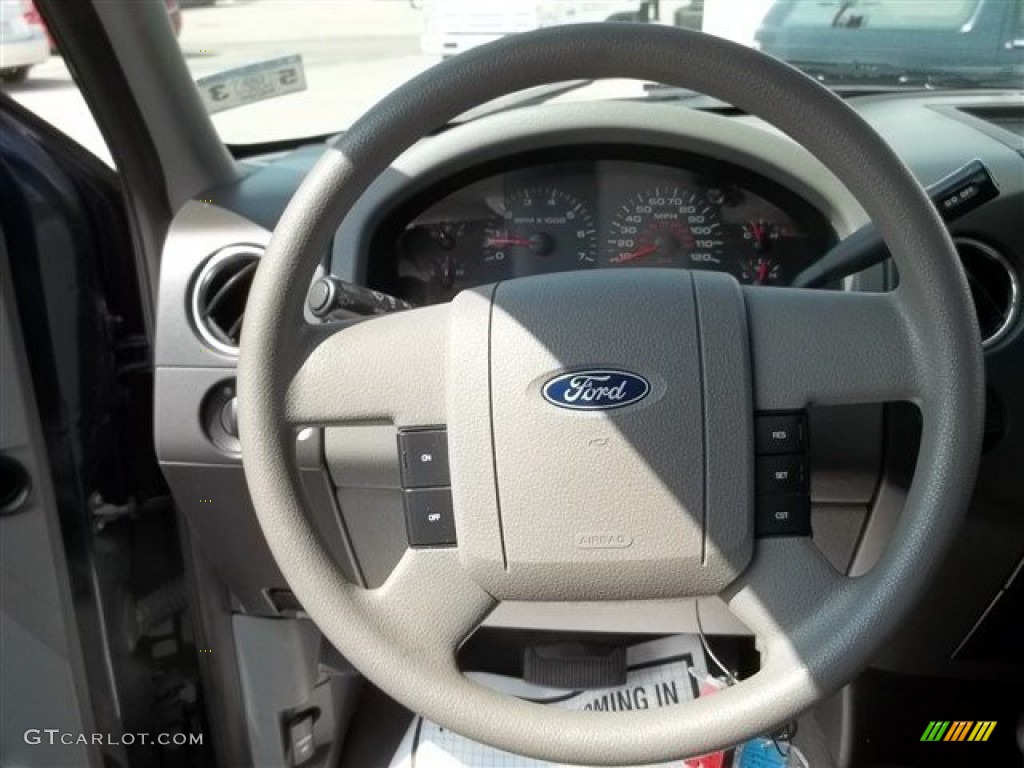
<box><xmin>755</xmin><ymin>0</ymin><xmax>1024</xmax><ymax>81</ymax></box>
<box><xmin>30</xmin><ymin>0</ymin><xmax>180</xmax><ymax>54</ymax></box>
<box><xmin>420</xmin><ymin>0</ymin><xmax>699</xmax><ymax>57</ymax></box>
<box><xmin>0</xmin><ymin>0</ymin><xmax>48</xmax><ymax>84</ymax></box>
<box><xmin>166</xmin><ymin>0</ymin><xmax>182</xmax><ymax>37</ymax></box>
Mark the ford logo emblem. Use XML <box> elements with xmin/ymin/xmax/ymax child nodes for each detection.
<box><xmin>542</xmin><ymin>369</ymin><xmax>650</xmax><ymax>411</ymax></box>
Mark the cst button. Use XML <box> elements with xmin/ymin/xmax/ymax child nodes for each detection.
<box><xmin>398</xmin><ymin>429</ymin><xmax>450</xmax><ymax>488</ymax></box>
<box><xmin>756</xmin><ymin>493</ymin><xmax>811</xmax><ymax>537</ymax></box>
<box><xmin>404</xmin><ymin>488</ymin><xmax>457</xmax><ymax>547</ymax></box>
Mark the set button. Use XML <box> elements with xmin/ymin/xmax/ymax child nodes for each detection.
<box><xmin>756</xmin><ymin>454</ymin><xmax>806</xmax><ymax>494</ymax></box>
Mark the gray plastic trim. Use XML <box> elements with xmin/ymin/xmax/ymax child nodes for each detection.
<box><xmin>92</xmin><ymin>0</ymin><xmax>239</xmax><ymax>209</ymax></box>
<box><xmin>233</xmin><ymin>616</ymin><xmax>321</xmax><ymax>768</ymax></box>
<box><xmin>189</xmin><ymin>245</ymin><xmax>264</xmax><ymax>357</ymax></box>
<box><xmin>484</xmin><ymin>597</ymin><xmax>750</xmax><ymax>635</ymax></box>
<box><xmin>324</xmin><ymin>426</ymin><xmax>401</xmax><ymax>489</ymax></box>
<box><xmin>155</xmin><ymin>202</ymin><xmax>271</xmax><ymax>370</ymax></box>
<box><xmin>954</xmin><ymin>236</ymin><xmax>1021</xmax><ymax>349</ymax></box>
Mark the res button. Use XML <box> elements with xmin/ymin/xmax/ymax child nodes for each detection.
<box><xmin>755</xmin><ymin>413</ymin><xmax>806</xmax><ymax>455</ymax></box>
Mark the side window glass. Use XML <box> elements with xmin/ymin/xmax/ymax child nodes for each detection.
<box><xmin>1</xmin><ymin>0</ymin><xmax>123</xmax><ymax>166</ymax></box>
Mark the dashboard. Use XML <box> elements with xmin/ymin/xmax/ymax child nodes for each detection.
<box><xmin>374</xmin><ymin>151</ymin><xmax>835</xmax><ymax>305</ymax></box>
<box><xmin>155</xmin><ymin>93</ymin><xmax>1024</xmax><ymax>686</ymax></box>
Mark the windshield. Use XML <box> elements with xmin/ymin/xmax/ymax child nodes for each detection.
<box><xmin>194</xmin><ymin>0</ymin><xmax>1022</xmax><ymax>145</ymax></box>
<box><xmin>8</xmin><ymin>0</ymin><xmax>1023</xmax><ymax>153</ymax></box>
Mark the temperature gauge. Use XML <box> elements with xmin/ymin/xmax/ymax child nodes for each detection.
<box><xmin>428</xmin><ymin>221</ymin><xmax>465</xmax><ymax>251</ymax></box>
<box><xmin>742</xmin><ymin>219</ymin><xmax>781</xmax><ymax>251</ymax></box>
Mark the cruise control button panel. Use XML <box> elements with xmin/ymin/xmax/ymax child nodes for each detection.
<box><xmin>403</xmin><ymin>488</ymin><xmax>456</xmax><ymax>547</ymax></box>
<box><xmin>398</xmin><ymin>427</ymin><xmax>456</xmax><ymax>547</ymax></box>
<box><xmin>755</xmin><ymin>411</ymin><xmax>811</xmax><ymax>537</ymax></box>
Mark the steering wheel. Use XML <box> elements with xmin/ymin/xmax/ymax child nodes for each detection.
<box><xmin>237</xmin><ymin>24</ymin><xmax>983</xmax><ymax>764</ymax></box>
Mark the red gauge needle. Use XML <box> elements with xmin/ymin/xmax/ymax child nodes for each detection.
<box><xmin>614</xmin><ymin>244</ymin><xmax>660</xmax><ymax>264</ymax></box>
<box><xmin>485</xmin><ymin>237</ymin><xmax>532</xmax><ymax>247</ymax></box>
<box><xmin>757</xmin><ymin>261</ymin><xmax>770</xmax><ymax>284</ymax></box>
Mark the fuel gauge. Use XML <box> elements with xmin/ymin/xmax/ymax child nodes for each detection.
<box><xmin>430</xmin><ymin>251</ymin><xmax>467</xmax><ymax>291</ymax></box>
<box><xmin>397</xmin><ymin>220</ymin><xmax>475</xmax><ymax>295</ymax></box>
<box><xmin>740</xmin><ymin>256</ymin><xmax>781</xmax><ymax>286</ymax></box>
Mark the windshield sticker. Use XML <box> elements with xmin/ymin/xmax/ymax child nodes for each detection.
<box><xmin>196</xmin><ymin>55</ymin><xmax>307</xmax><ymax>115</ymax></box>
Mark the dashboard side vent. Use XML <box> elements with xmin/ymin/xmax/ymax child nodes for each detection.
<box><xmin>956</xmin><ymin>238</ymin><xmax>1020</xmax><ymax>349</ymax></box>
<box><xmin>191</xmin><ymin>246</ymin><xmax>263</xmax><ymax>354</ymax></box>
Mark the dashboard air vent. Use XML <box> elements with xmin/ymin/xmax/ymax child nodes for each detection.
<box><xmin>191</xmin><ymin>246</ymin><xmax>263</xmax><ymax>354</ymax></box>
<box><xmin>956</xmin><ymin>238</ymin><xmax>1020</xmax><ymax>349</ymax></box>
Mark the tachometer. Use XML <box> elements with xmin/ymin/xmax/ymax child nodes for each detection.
<box><xmin>483</xmin><ymin>187</ymin><xmax>597</xmax><ymax>272</ymax></box>
<box><xmin>604</xmin><ymin>188</ymin><xmax>724</xmax><ymax>268</ymax></box>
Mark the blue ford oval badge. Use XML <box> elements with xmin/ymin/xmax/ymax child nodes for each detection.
<box><xmin>542</xmin><ymin>370</ymin><xmax>650</xmax><ymax>411</ymax></box>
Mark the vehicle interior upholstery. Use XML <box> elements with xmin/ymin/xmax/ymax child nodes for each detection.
<box><xmin>1</xmin><ymin>2</ymin><xmax>1022</xmax><ymax>768</ymax></box>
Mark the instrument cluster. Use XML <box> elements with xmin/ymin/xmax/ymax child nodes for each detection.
<box><xmin>375</xmin><ymin>153</ymin><xmax>836</xmax><ymax>305</ymax></box>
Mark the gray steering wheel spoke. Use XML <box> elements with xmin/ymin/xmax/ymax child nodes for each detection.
<box><xmin>745</xmin><ymin>287</ymin><xmax>921</xmax><ymax>409</ymax></box>
<box><xmin>284</xmin><ymin>305</ymin><xmax>450</xmax><ymax>427</ymax></box>
<box><xmin>353</xmin><ymin>548</ymin><xmax>497</xmax><ymax>669</ymax></box>
<box><xmin>724</xmin><ymin>538</ymin><xmax>848</xmax><ymax>666</ymax></box>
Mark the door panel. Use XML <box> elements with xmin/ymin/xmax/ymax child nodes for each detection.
<box><xmin>0</xmin><ymin>229</ymin><xmax>100</xmax><ymax>767</ymax></box>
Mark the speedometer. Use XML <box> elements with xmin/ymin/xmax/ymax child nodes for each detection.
<box><xmin>604</xmin><ymin>188</ymin><xmax>724</xmax><ymax>268</ymax></box>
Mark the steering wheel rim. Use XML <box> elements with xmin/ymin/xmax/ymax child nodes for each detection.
<box><xmin>237</xmin><ymin>24</ymin><xmax>984</xmax><ymax>764</ymax></box>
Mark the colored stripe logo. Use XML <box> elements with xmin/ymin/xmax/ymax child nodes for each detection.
<box><xmin>920</xmin><ymin>721</ymin><xmax>996</xmax><ymax>742</ymax></box>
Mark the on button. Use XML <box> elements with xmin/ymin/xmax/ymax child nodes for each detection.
<box><xmin>398</xmin><ymin>429</ymin><xmax>450</xmax><ymax>488</ymax></box>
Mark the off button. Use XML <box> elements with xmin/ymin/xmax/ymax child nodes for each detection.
<box><xmin>404</xmin><ymin>489</ymin><xmax>457</xmax><ymax>548</ymax></box>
